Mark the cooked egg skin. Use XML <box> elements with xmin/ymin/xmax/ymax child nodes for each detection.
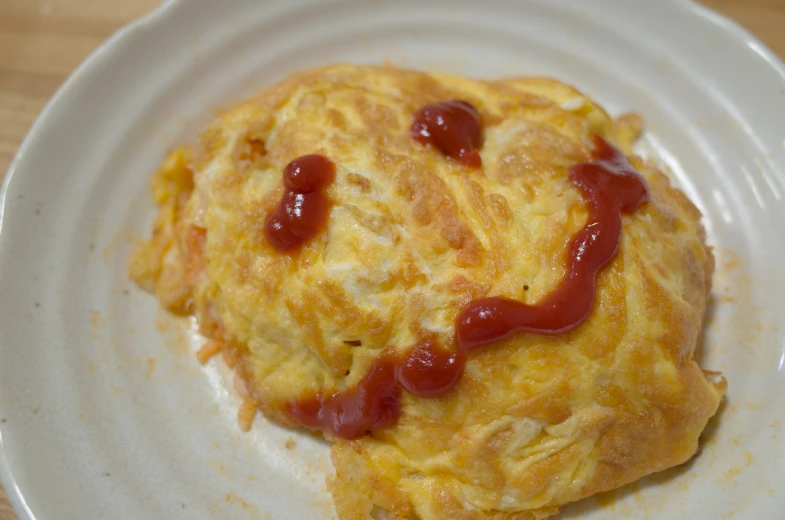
<box><xmin>130</xmin><ymin>64</ymin><xmax>724</xmax><ymax>520</ymax></box>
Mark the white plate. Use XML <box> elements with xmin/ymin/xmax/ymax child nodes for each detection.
<box><xmin>1</xmin><ymin>0</ymin><xmax>784</xmax><ymax>518</ymax></box>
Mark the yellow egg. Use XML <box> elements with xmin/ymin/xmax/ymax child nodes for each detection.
<box><xmin>130</xmin><ymin>64</ymin><xmax>724</xmax><ymax>520</ymax></box>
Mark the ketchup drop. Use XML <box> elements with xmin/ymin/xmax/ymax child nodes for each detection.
<box><xmin>264</xmin><ymin>154</ymin><xmax>336</xmax><ymax>250</ymax></box>
<box><xmin>285</xmin><ymin>134</ymin><xmax>649</xmax><ymax>439</ymax></box>
<box><xmin>411</xmin><ymin>100</ymin><xmax>483</xmax><ymax>167</ymax></box>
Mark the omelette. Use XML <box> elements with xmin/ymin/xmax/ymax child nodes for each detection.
<box><xmin>129</xmin><ymin>64</ymin><xmax>725</xmax><ymax>519</ymax></box>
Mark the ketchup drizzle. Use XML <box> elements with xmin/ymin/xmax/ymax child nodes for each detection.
<box><xmin>411</xmin><ymin>100</ymin><xmax>483</xmax><ymax>167</ymax></box>
<box><xmin>264</xmin><ymin>154</ymin><xmax>336</xmax><ymax>250</ymax></box>
<box><xmin>286</xmin><ymin>352</ymin><xmax>401</xmax><ymax>439</ymax></box>
<box><xmin>285</xmin><ymin>135</ymin><xmax>649</xmax><ymax>439</ymax></box>
<box><xmin>456</xmin><ymin>135</ymin><xmax>649</xmax><ymax>348</ymax></box>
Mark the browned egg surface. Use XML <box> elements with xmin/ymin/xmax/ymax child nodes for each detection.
<box><xmin>130</xmin><ymin>64</ymin><xmax>725</xmax><ymax>520</ymax></box>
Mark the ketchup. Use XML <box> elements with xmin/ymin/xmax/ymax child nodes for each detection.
<box><xmin>456</xmin><ymin>135</ymin><xmax>649</xmax><ymax>348</ymax></box>
<box><xmin>284</xmin><ymin>339</ymin><xmax>463</xmax><ymax>439</ymax></box>
<box><xmin>411</xmin><ymin>100</ymin><xmax>483</xmax><ymax>167</ymax></box>
<box><xmin>286</xmin><ymin>352</ymin><xmax>401</xmax><ymax>439</ymax></box>
<box><xmin>285</xmin><ymin>134</ymin><xmax>649</xmax><ymax>439</ymax></box>
<box><xmin>264</xmin><ymin>154</ymin><xmax>336</xmax><ymax>250</ymax></box>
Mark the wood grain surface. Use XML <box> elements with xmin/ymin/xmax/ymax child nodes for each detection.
<box><xmin>0</xmin><ymin>0</ymin><xmax>783</xmax><ymax>518</ymax></box>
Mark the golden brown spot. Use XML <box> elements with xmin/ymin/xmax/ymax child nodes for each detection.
<box><xmin>326</xmin><ymin>108</ymin><xmax>349</xmax><ymax>129</ymax></box>
<box><xmin>495</xmin><ymin>124</ymin><xmax>587</xmax><ymax>186</ymax></box>
<box><xmin>184</xmin><ymin>225</ymin><xmax>207</xmax><ymax>284</ymax></box>
<box><xmin>226</xmin><ymin>345</ymin><xmax>288</xmax><ymax>425</ymax></box>
<box><xmin>340</xmin><ymin>201</ymin><xmax>396</xmax><ymax>238</ymax></box>
<box><xmin>388</xmin><ymin>155</ymin><xmax>484</xmax><ymax>266</ymax></box>
<box><xmin>612</xmin><ymin>113</ymin><xmax>643</xmax><ymax>154</ymax></box>
<box><xmin>197</xmin><ymin>304</ymin><xmax>226</xmax><ymax>343</ymax></box>
<box><xmin>317</xmin><ymin>279</ymin><xmax>392</xmax><ymax>343</ymax></box>
<box><xmin>129</xmin><ymin>147</ymin><xmax>197</xmax><ymax>313</ymax></box>
<box><xmin>285</xmin><ymin>295</ymin><xmax>346</xmax><ymax>377</ymax></box>
<box><xmin>594</xmin><ymin>381</ymin><xmax>627</xmax><ymax>408</ymax></box>
<box><xmin>221</xmin><ymin>348</ymin><xmax>237</xmax><ymax>368</ymax></box>
<box><xmin>196</xmin><ymin>339</ymin><xmax>224</xmax><ymax>365</ymax></box>
<box><xmin>494</xmin><ymin>92</ymin><xmax>553</xmax><ymax>112</ymax></box>
<box><xmin>512</xmin><ymin>383</ymin><xmax>573</xmax><ymax>425</ymax></box>
<box><xmin>151</xmin><ymin>147</ymin><xmax>194</xmax><ymax>205</ymax></box>
<box><xmin>447</xmin><ymin>275</ymin><xmax>491</xmax><ymax>307</ymax></box>
<box><xmin>232</xmin><ymin>122</ymin><xmax>269</xmax><ymax>174</ymax></box>
<box><xmin>354</xmin><ymin>96</ymin><xmax>400</xmax><ymax>131</ymax></box>
<box><xmin>193</xmin><ymin>126</ymin><xmax>225</xmax><ymax>173</ymax></box>
<box><xmin>406</xmin><ymin>293</ymin><xmax>427</xmax><ymax>337</ymax></box>
<box><xmin>346</xmin><ymin>173</ymin><xmax>372</xmax><ymax>193</ymax></box>
<box><xmin>237</xmin><ymin>398</ymin><xmax>257</xmax><ymax>432</ymax></box>
<box><xmin>486</xmin><ymin>193</ymin><xmax>512</xmax><ymax>223</ymax></box>
<box><xmin>517</xmin><ymin>442</ymin><xmax>582</xmax><ymax>496</ymax></box>
<box><xmin>330</xmin><ymin>440</ymin><xmax>414</xmax><ymax>520</ymax></box>
<box><xmin>464</xmin><ymin>180</ymin><xmax>495</xmax><ymax>230</ymax></box>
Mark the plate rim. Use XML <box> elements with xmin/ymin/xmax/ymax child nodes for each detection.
<box><xmin>1</xmin><ymin>0</ymin><xmax>784</xmax><ymax>518</ymax></box>
<box><xmin>0</xmin><ymin>3</ymin><xmax>181</xmax><ymax>516</ymax></box>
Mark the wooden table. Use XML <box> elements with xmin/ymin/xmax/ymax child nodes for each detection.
<box><xmin>0</xmin><ymin>0</ymin><xmax>783</xmax><ymax>518</ymax></box>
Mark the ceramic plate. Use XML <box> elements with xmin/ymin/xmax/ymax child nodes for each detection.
<box><xmin>1</xmin><ymin>0</ymin><xmax>784</xmax><ymax>518</ymax></box>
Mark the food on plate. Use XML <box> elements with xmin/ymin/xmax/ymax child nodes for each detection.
<box><xmin>130</xmin><ymin>64</ymin><xmax>725</xmax><ymax>519</ymax></box>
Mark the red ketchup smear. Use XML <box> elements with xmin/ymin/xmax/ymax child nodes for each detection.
<box><xmin>285</xmin><ymin>339</ymin><xmax>464</xmax><ymax>439</ymax></box>
<box><xmin>285</xmin><ymin>135</ymin><xmax>649</xmax><ymax>439</ymax></box>
<box><xmin>411</xmin><ymin>100</ymin><xmax>483</xmax><ymax>167</ymax></box>
<box><xmin>456</xmin><ymin>135</ymin><xmax>649</xmax><ymax>348</ymax></box>
<box><xmin>264</xmin><ymin>154</ymin><xmax>336</xmax><ymax>250</ymax></box>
